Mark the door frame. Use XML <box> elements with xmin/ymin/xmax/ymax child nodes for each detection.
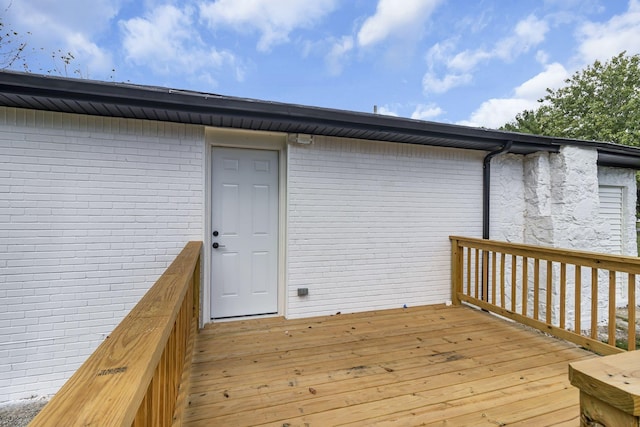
<box><xmin>203</xmin><ymin>127</ymin><xmax>288</xmax><ymax>323</ymax></box>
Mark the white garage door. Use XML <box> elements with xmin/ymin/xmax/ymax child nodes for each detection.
<box><xmin>599</xmin><ymin>185</ymin><xmax>624</xmax><ymax>255</ymax></box>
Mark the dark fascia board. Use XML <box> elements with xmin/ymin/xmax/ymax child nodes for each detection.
<box><xmin>1</xmin><ymin>70</ymin><xmax>640</xmax><ymax>169</ymax></box>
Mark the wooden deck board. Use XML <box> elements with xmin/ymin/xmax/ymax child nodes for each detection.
<box><xmin>178</xmin><ymin>305</ymin><xmax>596</xmax><ymax>426</ymax></box>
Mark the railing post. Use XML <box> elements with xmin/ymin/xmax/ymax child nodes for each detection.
<box><xmin>451</xmin><ymin>237</ymin><xmax>462</xmax><ymax>305</ymax></box>
<box><xmin>193</xmin><ymin>252</ymin><xmax>201</xmax><ymax>326</ymax></box>
<box><xmin>570</xmin><ymin>352</ymin><xmax>640</xmax><ymax>426</ymax></box>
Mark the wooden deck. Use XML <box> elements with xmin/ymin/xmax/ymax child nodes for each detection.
<box><xmin>177</xmin><ymin>304</ymin><xmax>597</xmax><ymax>426</ymax></box>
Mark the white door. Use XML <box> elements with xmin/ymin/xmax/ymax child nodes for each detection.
<box><xmin>211</xmin><ymin>147</ymin><xmax>279</xmax><ymax>319</ymax></box>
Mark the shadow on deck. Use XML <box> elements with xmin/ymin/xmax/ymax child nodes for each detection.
<box><xmin>177</xmin><ymin>304</ymin><xmax>595</xmax><ymax>426</ymax></box>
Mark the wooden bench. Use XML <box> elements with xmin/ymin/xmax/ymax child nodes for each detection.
<box><xmin>570</xmin><ymin>351</ymin><xmax>640</xmax><ymax>426</ymax></box>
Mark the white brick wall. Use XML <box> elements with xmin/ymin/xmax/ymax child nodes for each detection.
<box><xmin>4</xmin><ymin>104</ymin><xmax>636</xmax><ymax>402</ymax></box>
<box><xmin>286</xmin><ymin>137</ymin><xmax>484</xmax><ymax>318</ymax></box>
<box><xmin>0</xmin><ymin>107</ymin><xmax>204</xmax><ymax>402</ymax></box>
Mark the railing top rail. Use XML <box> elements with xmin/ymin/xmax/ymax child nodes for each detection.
<box><xmin>29</xmin><ymin>241</ymin><xmax>202</xmax><ymax>427</ymax></box>
<box><xmin>450</xmin><ymin>236</ymin><xmax>640</xmax><ymax>273</ymax></box>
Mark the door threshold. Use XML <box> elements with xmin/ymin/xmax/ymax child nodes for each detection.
<box><xmin>212</xmin><ymin>312</ymin><xmax>279</xmax><ymax>323</ymax></box>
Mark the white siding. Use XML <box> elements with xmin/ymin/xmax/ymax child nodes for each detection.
<box><xmin>599</xmin><ymin>186</ymin><xmax>624</xmax><ymax>255</ymax></box>
<box><xmin>286</xmin><ymin>137</ymin><xmax>484</xmax><ymax>318</ymax></box>
<box><xmin>0</xmin><ymin>107</ymin><xmax>204</xmax><ymax>402</ymax></box>
<box><xmin>598</xmin><ymin>166</ymin><xmax>637</xmax><ymax>257</ymax></box>
<box><xmin>598</xmin><ymin>167</ymin><xmax>638</xmax><ymax>308</ymax></box>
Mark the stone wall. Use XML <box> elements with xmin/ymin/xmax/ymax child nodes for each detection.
<box><xmin>491</xmin><ymin>145</ymin><xmax>637</xmax><ymax>330</ymax></box>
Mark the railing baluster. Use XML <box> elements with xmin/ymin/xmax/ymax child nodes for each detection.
<box><xmin>522</xmin><ymin>257</ymin><xmax>528</xmax><ymax>316</ymax></box>
<box><xmin>511</xmin><ymin>254</ymin><xmax>517</xmax><ymax>312</ymax></box>
<box><xmin>560</xmin><ymin>263</ymin><xmax>566</xmax><ymax>329</ymax></box>
<box><xmin>629</xmin><ymin>274</ymin><xmax>636</xmax><ymax>351</ymax></box>
<box><xmin>168</xmin><ymin>325</ymin><xmax>177</xmax><ymax>423</ymax></box>
<box><xmin>533</xmin><ymin>259</ymin><xmax>540</xmax><ymax>320</ymax></box>
<box><xmin>609</xmin><ymin>271</ymin><xmax>617</xmax><ymax>346</ymax></box>
<box><xmin>466</xmin><ymin>247</ymin><xmax>471</xmax><ymax>297</ymax></box>
<box><xmin>591</xmin><ymin>268</ymin><xmax>598</xmax><ymax>340</ymax></box>
<box><xmin>491</xmin><ymin>251</ymin><xmax>497</xmax><ymax>305</ymax></box>
<box><xmin>546</xmin><ymin>260</ymin><xmax>552</xmax><ymax>325</ymax></box>
<box><xmin>482</xmin><ymin>250</ymin><xmax>489</xmax><ymax>301</ymax></box>
<box><xmin>575</xmin><ymin>266</ymin><xmax>581</xmax><ymax>334</ymax></box>
<box><xmin>133</xmin><ymin>383</ymin><xmax>151</xmax><ymax>426</ymax></box>
<box><xmin>500</xmin><ymin>253</ymin><xmax>506</xmax><ymax>308</ymax></box>
<box><xmin>475</xmin><ymin>248</ymin><xmax>480</xmax><ymax>299</ymax></box>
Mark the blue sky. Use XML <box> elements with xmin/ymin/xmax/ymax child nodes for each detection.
<box><xmin>3</xmin><ymin>0</ymin><xmax>640</xmax><ymax>128</ymax></box>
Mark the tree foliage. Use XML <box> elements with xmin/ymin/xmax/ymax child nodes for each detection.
<box><xmin>501</xmin><ymin>52</ymin><xmax>640</xmax><ymax>146</ymax></box>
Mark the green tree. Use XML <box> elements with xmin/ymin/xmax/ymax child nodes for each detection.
<box><xmin>501</xmin><ymin>109</ymin><xmax>544</xmax><ymax>135</ymax></box>
<box><xmin>501</xmin><ymin>52</ymin><xmax>640</xmax><ymax>146</ymax></box>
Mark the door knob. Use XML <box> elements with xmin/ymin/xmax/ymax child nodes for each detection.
<box><xmin>213</xmin><ymin>242</ymin><xmax>225</xmax><ymax>249</ymax></box>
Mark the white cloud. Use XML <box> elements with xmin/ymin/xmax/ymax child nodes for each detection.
<box><xmin>512</xmin><ymin>15</ymin><xmax>548</xmax><ymax>51</ymax></box>
<box><xmin>7</xmin><ymin>0</ymin><xmax>119</xmax><ymax>77</ymax></box>
<box><xmin>459</xmin><ymin>98</ymin><xmax>538</xmax><ymax>129</ymax></box>
<box><xmin>449</xmin><ymin>15</ymin><xmax>549</xmax><ymax>72</ymax></box>
<box><xmin>424</xmin><ymin>15</ymin><xmax>549</xmax><ymax>94</ymax></box>
<box><xmin>514</xmin><ymin>62</ymin><xmax>568</xmax><ymax>99</ymax></box>
<box><xmin>426</xmin><ymin>39</ymin><xmax>458</xmax><ymax>64</ymax></box>
<box><xmin>462</xmin><ymin>62</ymin><xmax>569</xmax><ymax>128</ymax></box>
<box><xmin>455</xmin><ymin>10</ymin><xmax>492</xmax><ymax>34</ymax></box>
<box><xmin>357</xmin><ymin>0</ymin><xmax>442</xmax><ymax>47</ymax></box>
<box><xmin>411</xmin><ymin>103</ymin><xmax>444</xmax><ymax>120</ymax></box>
<box><xmin>66</xmin><ymin>33</ymin><xmax>113</xmax><ymax>77</ymax></box>
<box><xmin>576</xmin><ymin>0</ymin><xmax>640</xmax><ymax>65</ymax></box>
<box><xmin>535</xmin><ymin>50</ymin><xmax>550</xmax><ymax>64</ymax></box>
<box><xmin>461</xmin><ymin>1</ymin><xmax>640</xmax><ymax>129</ymax></box>
<box><xmin>199</xmin><ymin>0</ymin><xmax>338</xmax><ymax>52</ymax></box>
<box><xmin>325</xmin><ymin>36</ymin><xmax>354</xmax><ymax>76</ymax></box>
<box><xmin>11</xmin><ymin>0</ymin><xmax>121</xmax><ymax>35</ymax></box>
<box><xmin>447</xmin><ymin>50</ymin><xmax>492</xmax><ymax>73</ymax></box>
<box><xmin>120</xmin><ymin>5</ymin><xmax>243</xmax><ymax>84</ymax></box>
<box><xmin>422</xmin><ymin>72</ymin><xmax>472</xmax><ymax>94</ymax></box>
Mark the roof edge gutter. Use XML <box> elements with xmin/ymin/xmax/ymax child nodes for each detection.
<box><xmin>483</xmin><ymin>141</ymin><xmax>513</xmax><ymax>240</ymax></box>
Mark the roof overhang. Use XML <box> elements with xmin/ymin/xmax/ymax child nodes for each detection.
<box><xmin>1</xmin><ymin>71</ymin><xmax>639</xmax><ymax>169</ymax></box>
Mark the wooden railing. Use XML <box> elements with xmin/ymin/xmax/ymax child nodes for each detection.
<box><xmin>29</xmin><ymin>241</ymin><xmax>202</xmax><ymax>427</ymax></box>
<box><xmin>450</xmin><ymin>236</ymin><xmax>639</xmax><ymax>356</ymax></box>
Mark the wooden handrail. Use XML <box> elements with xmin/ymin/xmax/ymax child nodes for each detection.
<box><xmin>450</xmin><ymin>236</ymin><xmax>637</xmax><ymax>355</ymax></box>
<box><xmin>29</xmin><ymin>241</ymin><xmax>202</xmax><ymax>427</ymax></box>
